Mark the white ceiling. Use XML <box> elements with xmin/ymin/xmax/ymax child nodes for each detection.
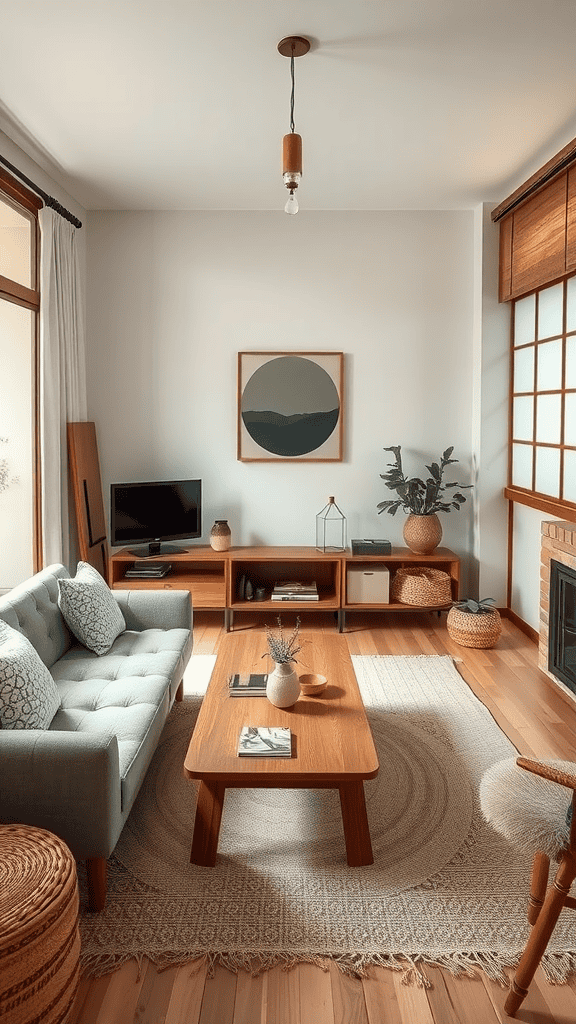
<box><xmin>1</xmin><ymin>0</ymin><xmax>576</xmax><ymax>212</ymax></box>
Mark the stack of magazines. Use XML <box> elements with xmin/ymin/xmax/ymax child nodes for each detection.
<box><xmin>125</xmin><ymin>561</ymin><xmax>172</xmax><ymax>579</ymax></box>
<box><xmin>271</xmin><ymin>580</ymin><xmax>318</xmax><ymax>601</ymax></box>
<box><xmin>228</xmin><ymin>673</ymin><xmax>268</xmax><ymax>696</ymax></box>
<box><xmin>237</xmin><ymin>726</ymin><xmax>292</xmax><ymax>757</ymax></box>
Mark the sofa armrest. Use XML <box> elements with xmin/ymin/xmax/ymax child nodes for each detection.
<box><xmin>113</xmin><ymin>589</ymin><xmax>192</xmax><ymax>631</ymax></box>
<box><xmin>0</xmin><ymin>730</ymin><xmax>121</xmax><ymax>859</ymax></box>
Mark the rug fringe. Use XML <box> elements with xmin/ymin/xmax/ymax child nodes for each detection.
<box><xmin>79</xmin><ymin>949</ymin><xmax>576</xmax><ymax>986</ymax></box>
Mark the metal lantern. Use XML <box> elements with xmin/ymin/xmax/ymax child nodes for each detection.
<box><xmin>316</xmin><ymin>496</ymin><xmax>346</xmax><ymax>552</ymax></box>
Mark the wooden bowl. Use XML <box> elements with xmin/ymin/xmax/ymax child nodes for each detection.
<box><xmin>299</xmin><ymin>673</ymin><xmax>327</xmax><ymax>696</ymax></box>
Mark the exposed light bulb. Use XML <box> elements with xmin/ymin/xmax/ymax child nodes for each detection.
<box><xmin>284</xmin><ymin>191</ymin><xmax>299</xmax><ymax>215</ymax></box>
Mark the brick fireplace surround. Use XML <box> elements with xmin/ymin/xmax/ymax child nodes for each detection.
<box><xmin>540</xmin><ymin>519</ymin><xmax>576</xmax><ymax>703</ymax></box>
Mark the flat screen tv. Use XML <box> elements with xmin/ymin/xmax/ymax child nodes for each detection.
<box><xmin>110</xmin><ymin>479</ymin><xmax>201</xmax><ymax>556</ymax></box>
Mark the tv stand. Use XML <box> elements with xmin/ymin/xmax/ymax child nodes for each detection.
<box><xmin>109</xmin><ymin>545</ymin><xmax>460</xmax><ymax>632</ymax></box>
<box><xmin>129</xmin><ymin>542</ymin><xmax>189</xmax><ymax>557</ymax></box>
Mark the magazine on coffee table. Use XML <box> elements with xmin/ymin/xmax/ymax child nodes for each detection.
<box><xmin>237</xmin><ymin>726</ymin><xmax>292</xmax><ymax>757</ymax></box>
<box><xmin>228</xmin><ymin>673</ymin><xmax>268</xmax><ymax>696</ymax></box>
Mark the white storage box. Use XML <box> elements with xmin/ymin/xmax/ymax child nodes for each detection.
<box><xmin>347</xmin><ymin>565</ymin><xmax>390</xmax><ymax>603</ymax></box>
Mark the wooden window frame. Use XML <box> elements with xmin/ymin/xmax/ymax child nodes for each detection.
<box><xmin>0</xmin><ymin>167</ymin><xmax>42</xmax><ymax>569</ymax></box>
<box><xmin>506</xmin><ymin>275</ymin><xmax>576</xmax><ymax>522</ymax></box>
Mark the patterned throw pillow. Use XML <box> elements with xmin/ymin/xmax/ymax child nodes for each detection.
<box><xmin>58</xmin><ymin>561</ymin><xmax>126</xmax><ymax>655</ymax></box>
<box><xmin>0</xmin><ymin>620</ymin><xmax>61</xmax><ymax>729</ymax></box>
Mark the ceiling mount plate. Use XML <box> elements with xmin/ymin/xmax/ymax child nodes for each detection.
<box><xmin>277</xmin><ymin>36</ymin><xmax>310</xmax><ymax>58</ymax></box>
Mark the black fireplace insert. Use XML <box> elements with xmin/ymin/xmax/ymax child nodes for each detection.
<box><xmin>549</xmin><ymin>558</ymin><xmax>576</xmax><ymax>697</ymax></box>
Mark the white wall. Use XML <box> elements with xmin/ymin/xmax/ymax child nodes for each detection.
<box><xmin>471</xmin><ymin>204</ymin><xmax>510</xmax><ymax>603</ymax></box>
<box><xmin>511</xmin><ymin>505</ymin><xmax>561</xmax><ymax>631</ymax></box>
<box><xmin>86</xmin><ymin>210</ymin><xmax>480</xmax><ymax>591</ymax></box>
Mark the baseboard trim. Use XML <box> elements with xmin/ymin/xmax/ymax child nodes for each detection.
<box><xmin>500</xmin><ymin>607</ymin><xmax>538</xmax><ymax>644</ymax></box>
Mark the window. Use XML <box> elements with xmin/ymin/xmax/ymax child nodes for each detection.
<box><xmin>0</xmin><ymin>169</ymin><xmax>41</xmax><ymax>585</ymax></box>
<box><xmin>508</xmin><ymin>276</ymin><xmax>576</xmax><ymax>516</ymax></box>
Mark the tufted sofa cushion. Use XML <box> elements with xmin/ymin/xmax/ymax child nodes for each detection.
<box><xmin>0</xmin><ymin>564</ymin><xmax>73</xmax><ymax>669</ymax></box>
<box><xmin>50</xmin><ymin>626</ymin><xmax>192</xmax><ymax>810</ymax></box>
<box><xmin>0</xmin><ymin>563</ymin><xmax>193</xmax><ymax>894</ymax></box>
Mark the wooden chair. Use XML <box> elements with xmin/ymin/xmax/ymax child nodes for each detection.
<box><xmin>479</xmin><ymin>756</ymin><xmax>576</xmax><ymax>1017</ymax></box>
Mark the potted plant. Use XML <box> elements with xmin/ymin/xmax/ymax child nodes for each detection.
<box><xmin>262</xmin><ymin>616</ymin><xmax>303</xmax><ymax>708</ymax></box>
<box><xmin>447</xmin><ymin>597</ymin><xmax>502</xmax><ymax>648</ymax></box>
<box><xmin>377</xmin><ymin>445</ymin><xmax>471</xmax><ymax>553</ymax></box>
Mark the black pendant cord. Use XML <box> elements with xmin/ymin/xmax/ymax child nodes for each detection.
<box><xmin>0</xmin><ymin>153</ymin><xmax>82</xmax><ymax>228</ymax></box>
<box><xmin>290</xmin><ymin>53</ymin><xmax>295</xmax><ymax>133</ymax></box>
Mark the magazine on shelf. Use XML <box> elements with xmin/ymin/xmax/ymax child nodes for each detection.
<box><xmin>228</xmin><ymin>673</ymin><xmax>268</xmax><ymax>696</ymax></box>
<box><xmin>274</xmin><ymin>581</ymin><xmax>317</xmax><ymax>592</ymax></box>
<box><xmin>272</xmin><ymin>580</ymin><xmax>319</xmax><ymax>601</ymax></box>
<box><xmin>125</xmin><ymin>563</ymin><xmax>172</xmax><ymax>578</ymax></box>
<box><xmin>237</xmin><ymin>726</ymin><xmax>292</xmax><ymax>757</ymax></box>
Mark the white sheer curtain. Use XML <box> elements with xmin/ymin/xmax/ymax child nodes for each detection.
<box><xmin>39</xmin><ymin>208</ymin><xmax>87</xmax><ymax>568</ymax></box>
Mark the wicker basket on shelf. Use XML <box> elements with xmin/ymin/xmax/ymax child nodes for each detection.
<box><xmin>390</xmin><ymin>566</ymin><xmax>452</xmax><ymax>607</ymax></box>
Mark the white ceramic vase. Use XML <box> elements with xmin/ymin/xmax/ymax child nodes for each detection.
<box><xmin>266</xmin><ymin>662</ymin><xmax>300</xmax><ymax>708</ymax></box>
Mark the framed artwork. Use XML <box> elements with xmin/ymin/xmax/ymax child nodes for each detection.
<box><xmin>237</xmin><ymin>351</ymin><xmax>344</xmax><ymax>462</ymax></box>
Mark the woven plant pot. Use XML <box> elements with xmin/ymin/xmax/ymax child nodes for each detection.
<box><xmin>403</xmin><ymin>513</ymin><xmax>442</xmax><ymax>554</ymax></box>
<box><xmin>447</xmin><ymin>606</ymin><xmax>502</xmax><ymax>648</ymax></box>
<box><xmin>0</xmin><ymin>824</ymin><xmax>80</xmax><ymax>1024</ymax></box>
<box><xmin>391</xmin><ymin>566</ymin><xmax>452</xmax><ymax>607</ymax></box>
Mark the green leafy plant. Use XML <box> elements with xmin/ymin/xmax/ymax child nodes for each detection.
<box><xmin>377</xmin><ymin>445</ymin><xmax>471</xmax><ymax>516</ymax></box>
<box><xmin>263</xmin><ymin>616</ymin><xmax>302</xmax><ymax>664</ymax></box>
<box><xmin>453</xmin><ymin>597</ymin><xmax>496</xmax><ymax>615</ymax></box>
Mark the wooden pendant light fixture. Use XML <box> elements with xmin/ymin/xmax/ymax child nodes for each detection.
<box><xmin>277</xmin><ymin>35</ymin><xmax>310</xmax><ymax>214</ymax></box>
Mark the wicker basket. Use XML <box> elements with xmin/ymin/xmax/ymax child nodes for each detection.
<box><xmin>391</xmin><ymin>566</ymin><xmax>452</xmax><ymax>607</ymax></box>
<box><xmin>0</xmin><ymin>824</ymin><xmax>80</xmax><ymax>1024</ymax></box>
<box><xmin>447</xmin><ymin>606</ymin><xmax>502</xmax><ymax>648</ymax></box>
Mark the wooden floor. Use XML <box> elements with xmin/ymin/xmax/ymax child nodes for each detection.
<box><xmin>70</xmin><ymin>610</ymin><xmax>576</xmax><ymax>1024</ymax></box>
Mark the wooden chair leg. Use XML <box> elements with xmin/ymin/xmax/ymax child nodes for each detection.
<box><xmin>527</xmin><ymin>851</ymin><xmax>550</xmax><ymax>925</ymax></box>
<box><xmin>86</xmin><ymin>857</ymin><xmax>107</xmax><ymax>912</ymax></box>
<box><xmin>505</xmin><ymin>852</ymin><xmax>576</xmax><ymax>1017</ymax></box>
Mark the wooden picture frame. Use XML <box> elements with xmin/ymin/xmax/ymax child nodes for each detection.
<box><xmin>237</xmin><ymin>351</ymin><xmax>344</xmax><ymax>462</ymax></box>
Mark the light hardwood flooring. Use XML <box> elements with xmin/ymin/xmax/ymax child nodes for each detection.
<box><xmin>70</xmin><ymin>610</ymin><xmax>576</xmax><ymax>1024</ymax></box>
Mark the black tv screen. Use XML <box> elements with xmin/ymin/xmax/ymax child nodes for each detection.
<box><xmin>111</xmin><ymin>479</ymin><xmax>201</xmax><ymax>555</ymax></box>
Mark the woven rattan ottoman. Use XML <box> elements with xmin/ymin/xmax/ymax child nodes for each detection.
<box><xmin>0</xmin><ymin>824</ymin><xmax>80</xmax><ymax>1024</ymax></box>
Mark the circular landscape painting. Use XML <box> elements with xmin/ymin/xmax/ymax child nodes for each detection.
<box><xmin>240</xmin><ymin>354</ymin><xmax>341</xmax><ymax>459</ymax></box>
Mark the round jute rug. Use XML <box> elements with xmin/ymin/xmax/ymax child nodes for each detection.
<box><xmin>114</xmin><ymin>692</ymin><xmax>473</xmax><ymax>896</ymax></box>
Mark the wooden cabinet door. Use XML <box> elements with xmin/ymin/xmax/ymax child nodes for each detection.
<box><xmin>510</xmin><ymin>174</ymin><xmax>567</xmax><ymax>297</ymax></box>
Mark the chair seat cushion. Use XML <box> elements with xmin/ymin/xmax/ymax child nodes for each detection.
<box><xmin>479</xmin><ymin>757</ymin><xmax>573</xmax><ymax>861</ymax></box>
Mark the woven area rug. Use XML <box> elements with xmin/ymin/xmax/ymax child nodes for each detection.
<box><xmin>78</xmin><ymin>654</ymin><xmax>576</xmax><ymax>984</ymax></box>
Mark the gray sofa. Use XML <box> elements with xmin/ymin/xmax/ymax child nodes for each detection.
<box><xmin>0</xmin><ymin>563</ymin><xmax>193</xmax><ymax>910</ymax></box>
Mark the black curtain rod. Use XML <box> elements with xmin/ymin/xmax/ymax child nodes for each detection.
<box><xmin>0</xmin><ymin>153</ymin><xmax>82</xmax><ymax>229</ymax></box>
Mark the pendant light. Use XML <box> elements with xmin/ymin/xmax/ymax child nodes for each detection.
<box><xmin>277</xmin><ymin>36</ymin><xmax>310</xmax><ymax>215</ymax></box>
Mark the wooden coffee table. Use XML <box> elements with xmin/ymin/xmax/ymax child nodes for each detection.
<box><xmin>183</xmin><ymin>630</ymin><xmax>379</xmax><ymax>867</ymax></box>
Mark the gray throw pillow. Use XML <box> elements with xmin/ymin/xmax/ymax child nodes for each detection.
<box><xmin>0</xmin><ymin>620</ymin><xmax>61</xmax><ymax>729</ymax></box>
<box><xmin>58</xmin><ymin>561</ymin><xmax>126</xmax><ymax>655</ymax></box>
